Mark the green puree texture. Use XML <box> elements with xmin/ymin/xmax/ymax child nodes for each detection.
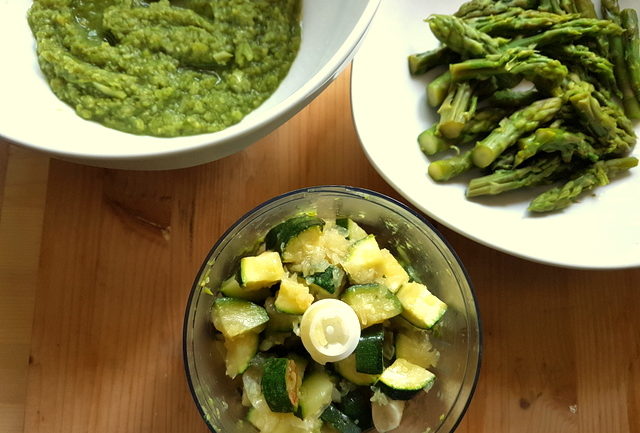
<box><xmin>27</xmin><ymin>0</ymin><xmax>301</xmax><ymax>137</ymax></box>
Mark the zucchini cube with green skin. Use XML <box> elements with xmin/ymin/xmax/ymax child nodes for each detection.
<box><xmin>275</xmin><ymin>276</ymin><xmax>314</xmax><ymax>314</ymax></box>
<box><xmin>265</xmin><ymin>296</ymin><xmax>301</xmax><ymax>332</ymax></box>
<box><xmin>265</xmin><ymin>215</ymin><xmax>326</xmax><ymax>254</ymax></box>
<box><xmin>396</xmin><ymin>282</ymin><xmax>447</xmax><ymax>329</ymax></box>
<box><xmin>211</xmin><ymin>297</ymin><xmax>269</xmax><ymax>338</ymax></box>
<box><xmin>338</xmin><ymin>387</ymin><xmax>373</xmax><ymax>431</ymax></box>
<box><xmin>305</xmin><ymin>265</ymin><xmax>346</xmax><ymax>298</ymax></box>
<box><xmin>223</xmin><ymin>331</ymin><xmax>259</xmax><ymax>378</ymax></box>
<box><xmin>334</xmin><ymin>353</ymin><xmax>379</xmax><ymax>386</ymax></box>
<box><xmin>240</xmin><ymin>251</ymin><xmax>285</xmax><ymax>291</ymax></box>
<box><xmin>219</xmin><ymin>275</ymin><xmax>271</xmax><ymax>302</ymax></box>
<box><xmin>336</xmin><ymin>217</ymin><xmax>368</xmax><ymax>241</ymax></box>
<box><xmin>298</xmin><ymin>369</ymin><xmax>335</xmax><ymax>419</ymax></box>
<box><xmin>342</xmin><ymin>235</ymin><xmax>385</xmax><ymax>284</ymax></box>
<box><xmin>320</xmin><ymin>404</ymin><xmax>362</xmax><ymax>433</ymax></box>
<box><xmin>355</xmin><ymin>324</ymin><xmax>384</xmax><ymax>374</ymax></box>
<box><xmin>341</xmin><ymin>283</ymin><xmax>402</xmax><ymax>328</ymax></box>
<box><xmin>262</xmin><ymin>358</ymin><xmax>302</xmax><ymax>413</ymax></box>
<box><xmin>377</xmin><ymin>249</ymin><xmax>410</xmax><ymax>293</ymax></box>
<box><xmin>376</xmin><ymin>358</ymin><xmax>436</xmax><ymax>401</ymax></box>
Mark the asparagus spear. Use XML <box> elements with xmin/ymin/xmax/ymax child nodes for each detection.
<box><xmin>428</xmin><ymin>150</ymin><xmax>475</xmax><ymax>181</ymax></box>
<box><xmin>418</xmin><ymin>125</ymin><xmax>450</xmax><ymax>156</ymax></box>
<box><xmin>486</xmin><ymin>88</ymin><xmax>540</xmax><ymax>108</ymax></box>
<box><xmin>449</xmin><ymin>48</ymin><xmax>568</xmax><ymax>89</ymax></box>
<box><xmin>544</xmin><ymin>45</ymin><xmax>619</xmax><ymax>97</ymax></box>
<box><xmin>437</xmin><ymin>82</ymin><xmax>478</xmax><ymax>139</ymax></box>
<box><xmin>620</xmin><ymin>9</ymin><xmax>640</xmax><ymax>102</ymax></box>
<box><xmin>456</xmin><ymin>0</ymin><xmax>539</xmax><ymax>19</ymax></box>
<box><xmin>572</xmin><ymin>0</ymin><xmax>596</xmax><ymax>17</ymax></box>
<box><xmin>564</xmin><ymin>76</ymin><xmax>634</xmax><ymax>154</ymax></box>
<box><xmin>419</xmin><ymin>108</ymin><xmax>510</xmax><ymax>155</ymax></box>
<box><xmin>538</xmin><ymin>0</ymin><xmax>564</xmax><ymax>14</ymax></box>
<box><xmin>504</xmin><ymin>18</ymin><xmax>623</xmax><ymax>49</ymax></box>
<box><xmin>466</xmin><ymin>156</ymin><xmax>564</xmax><ymax>196</ymax></box>
<box><xmin>528</xmin><ymin>157</ymin><xmax>639</xmax><ymax>212</ymax></box>
<box><xmin>514</xmin><ymin>128</ymin><xmax>598</xmax><ymax>166</ymax></box>
<box><xmin>471</xmin><ymin>97</ymin><xmax>563</xmax><ymax>168</ymax></box>
<box><xmin>408</xmin><ymin>46</ymin><xmax>459</xmax><ymax>76</ymax></box>
<box><xmin>469</xmin><ymin>9</ymin><xmax>577</xmax><ymax>34</ymax></box>
<box><xmin>427</xmin><ymin>70</ymin><xmax>452</xmax><ymax>107</ymax></box>
<box><xmin>601</xmin><ymin>0</ymin><xmax>640</xmax><ymax>118</ymax></box>
<box><xmin>427</xmin><ymin>15</ymin><xmax>501</xmax><ymax>57</ymax></box>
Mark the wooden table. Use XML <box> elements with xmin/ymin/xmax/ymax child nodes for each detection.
<box><xmin>1</xmin><ymin>69</ymin><xmax>639</xmax><ymax>433</ymax></box>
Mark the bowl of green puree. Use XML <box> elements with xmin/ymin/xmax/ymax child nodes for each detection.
<box><xmin>0</xmin><ymin>0</ymin><xmax>381</xmax><ymax>169</ymax></box>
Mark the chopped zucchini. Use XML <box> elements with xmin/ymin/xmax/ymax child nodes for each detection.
<box><xmin>262</xmin><ymin>358</ymin><xmax>302</xmax><ymax>413</ymax></box>
<box><xmin>298</xmin><ymin>369</ymin><xmax>335</xmax><ymax>419</ymax></box>
<box><xmin>224</xmin><ymin>331</ymin><xmax>258</xmax><ymax>378</ymax></box>
<box><xmin>395</xmin><ymin>328</ymin><xmax>440</xmax><ymax>369</ymax></box>
<box><xmin>342</xmin><ymin>235</ymin><xmax>385</xmax><ymax>284</ymax></box>
<box><xmin>219</xmin><ymin>275</ymin><xmax>271</xmax><ymax>302</ymax></box>
<box><xmin>341</xmin><ymin>284</ymin><xmax>402</xmax><ymax>328</ymax></box>
<box><xmin>336</xmin><ymin>218</ymin><xmax>368</xmax><ymax>241</ymax></box>
<box><xmin>275</xmin><ymin>275</ymin><xmax>314</xmax><ymax>314</ymax></box>
<box><xmin>240</xmin><ymin>251</ymin><xmax>285</xmax><ymax>290</ymax></box>
<box><xmin>265</xmin><ymin>215</ymin><xmax>326</xmax><ymax>254</ymax></box>
<box><xmin>320</xmin><ymin>405</ymin><xmax>362</xmax><ymax>433</ymax></box>
<box><xmin>247</xmin><ymin>405</ymin><xmax>322</xmax><ymax>433</ymax></box>
<box><xmin>395</xmin><ymin>282</ymin><xmax>447</xmax><ymax>329</ymax></box>
<box><xmin>377</xmin><ymin>249</ymin><xmax>410</xmax><ymax>293</ymax></box>
<box><xmin>306</xmin><ymin>265</ymin><xmax>346</xmax><ymax>296</ymax></box>
<box><xmin>355</xmin><ymin>324</ymin><xmax>384</xmax><ymax>375</ymax></box>
<box><xmin>265</xmin><ymin>297</ymin><xmax>301</xmax><ymax>332</ymax></box>
<box><xmin>211</xmin><ymin>297</ymin><xmax>269</xmax><ymax>338</ymax></box>
<box><xmin>333</xmin><ymin>353</ymin><xmax>379</xmax><ymax>386</ymax></box>
<box><xmin>337</xmin><ymin>387</ymin><xmax>373</xmax><ymax>430</ymax></box>
<box><xmin>376</xmin><ymin>358</ymin><xmax>435</xmax><ymax>400</ymax></box>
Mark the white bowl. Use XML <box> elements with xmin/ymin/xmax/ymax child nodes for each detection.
<box><xmin>0</xmin><ymin>0</ymin><xmax>380</xmax><ymax>170</ymax></box>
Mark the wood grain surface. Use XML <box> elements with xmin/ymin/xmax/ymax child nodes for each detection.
<box><xmin>0</xmin><ymin>69</ymin><xmax>639</xmax><ymax>433</ymax></box>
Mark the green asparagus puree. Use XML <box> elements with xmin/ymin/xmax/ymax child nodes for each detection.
<box><xmin>27</xmin><ymin>0</ymin><xmax>301</xmax><ymax>137</ymax></box>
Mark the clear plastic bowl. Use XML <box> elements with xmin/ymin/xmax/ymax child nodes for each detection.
<box><xmin>183</xmin><ymin>186</ymin><xmax>482</xmax><ymax>433</ymax></box>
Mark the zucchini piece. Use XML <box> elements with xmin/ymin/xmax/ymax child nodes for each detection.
<box><xmin>336</xmin><ymin>218</ymin><xmax>368</xmax><ymax>241</ymax></box>
<box><xmin>395</xmin><ymin>328</ymin><xmax>440</xmax><ymax>369</ymax></box>
<box><xmin>376</xmin><ymin>358</ymin><xmax>435</xmax><ymax>400</ymax></box>
<box><xmin>211</xmin><ymin>297</ymin><xmax>269</xmax><ymax>338</ymax></box>
<box><xmin>395</xmin><ymin>282</ymin><xmax>447</xmax><ymax>329</ymax></box>
<box><xmin>275</xmin><ymin>276</ymin><xmax>314</xmax><ymax>314</ymax></box>
<box><xmin>342</xmin><ymin>235</ymin><xmax>385</xmax><ymax>284</ymax></box>
<box><xmin>306</xmin><ymin>265</ymin><xmax>346</xmax><ymax>298</ymax></box>
<box><xmin>355</xmin><ymin>324</ymin><xmax>384</xmax><ymax>374</ymax></box>
<box><xmin>240</xmin><ymin>251</ymin><xmax>285</xmax><ymax>290</ymax></box>
<box><xmin>223</xmin><ymin>331</ymin><xmax>258</xmax><ymax>378</ymax></box>
<box><xmin>265</xmin><ymin>215</ymin><xmax>326</xmax><ymax>254</ymax></box>
<box><xmin>262</xmin><ymin>358</ymin><xmax>302</xmax><ymax>413</ymax></box>
<box><xmin>337</xmin><ymin>387</ymin><xmax>373</xmax><ymax>430</ymax></box>
<box><xmin>219</xmin><ymin>275</ymin><xmax>271</xmax><ymax>302</ymax></box>
<box><xmin>298</xmin><ymin>369</ymin><xmax>335</xmax><ymax>419</ymax></box>
<box><xmin>377</xmin><ymin>249</ymin><xmax>410</xmax><ymax>293</ymax></box>
<box><xmin>341</xmin><ymin>284</ymin><xmax>402</xmax><ymax>328</ymax></box>
<box><xmin>333</xmin><ymin>353</ymin><xmax>379</xmax><ymax>386</ymax></box>
<box><xmin>247</xmin><ymin>405</ymin><xmax>322</xmax><ymax>433</ymax></box>
<box><xmin>320</xmin><ymin>405</ymin><xmax>362</xmax><ymax>433</ymax></box>
<box><xmin>265</xmin><ymin>297</ymin><xmax>301</xmax><ymax>332</ymax></box>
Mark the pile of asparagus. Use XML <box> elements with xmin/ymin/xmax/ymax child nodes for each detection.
<box><xmin>411</xmin><ymin>0</ymin><xmax>639</xmax><ymax>213</ymax></box>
